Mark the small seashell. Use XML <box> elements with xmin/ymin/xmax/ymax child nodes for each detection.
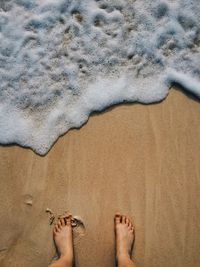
<box><xmin>25</xmin><ymin>200</ymin><xmax>33</xmax><ymax>206</ymax></box>
<box><xmin>46</xmin><ymin>208</ymin><xmax>53</xmax><ymax>214</ymax></box>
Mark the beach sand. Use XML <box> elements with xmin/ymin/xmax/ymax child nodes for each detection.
<box><xmin>0</xmin><ymin>88</ymin><xmax>200</xmax><ymax>267</ymax></box>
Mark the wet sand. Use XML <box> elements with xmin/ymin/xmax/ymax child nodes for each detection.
<box><xmin>0</xmin><ymin>88</ymin><xmax>200</xmax><ymax>267</ymax></box>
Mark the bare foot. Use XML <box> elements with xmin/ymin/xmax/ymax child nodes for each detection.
<box><xmin>53</xmin><ymin>216</ymin><xmax>74</xmax><ymax>265</ymax></box>
<box><xmin>115</xmin><ymin>213</ymin><xmax>135</xmax><ymax>263</ymax></box>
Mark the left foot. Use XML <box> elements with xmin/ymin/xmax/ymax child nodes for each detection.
<box><xmin>53</xmin><ymin>216</ymin><xmax>74</xmax><ymax>265</ymax></box>
<box><xmin>115</xmin><ymin>213</ymin><xmax>135</xmax><ymax>262</ymax></box>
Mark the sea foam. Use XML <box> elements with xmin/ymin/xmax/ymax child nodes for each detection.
<box><xmin>0</xmin><ymin>0</ymin><xmax>200</xmax><ymax>154</ymax></box>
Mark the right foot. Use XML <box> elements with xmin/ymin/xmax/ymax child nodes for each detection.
<box><xmin>115</xmin><ymin>213</ymin><xmax>135</xmax><ymax>262</ymax></box>
<box><xmin>53</xmin><ymin>216</ymin><xmax>74</xmax><ymax>265</ymax></box>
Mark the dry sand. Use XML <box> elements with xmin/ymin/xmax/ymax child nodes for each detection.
<box><xmin>0</xmin><ymin>88</ymin><xmax>200</xmax><ymax>267</ymax></box>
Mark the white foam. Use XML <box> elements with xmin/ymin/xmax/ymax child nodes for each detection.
<box><xmin>0</xmin><ymin>0</ymin><xmax>200</xmax><ymax>154</ymax></box>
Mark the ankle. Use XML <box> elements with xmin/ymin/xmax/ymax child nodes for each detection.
<box><xmin>59</xmin><ymin>254</ymin><xmax>73</xmax><ymax>265</ymax></box>
<box><xmin>117</xmin><ymin>253</ymin><xmax>131</xmax><ymax>263</ymax></box>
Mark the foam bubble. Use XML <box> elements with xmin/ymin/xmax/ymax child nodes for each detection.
<box><xmin>0</xmin><ymin>0</ymin><xmax>200</xmax><ymax>154</ymax></box>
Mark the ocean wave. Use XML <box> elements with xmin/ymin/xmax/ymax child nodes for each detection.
<box><xmin>0</xmin><ymin>0</ymin><xmax>200</xmax><ymax>154</ymax></box>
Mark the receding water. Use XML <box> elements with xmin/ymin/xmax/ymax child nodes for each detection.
<box><xmin>0</xmin><ymin>0</ymin><xmax>200</xmax><ymax>154</ymax></box>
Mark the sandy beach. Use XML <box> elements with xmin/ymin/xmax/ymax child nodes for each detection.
<box><xmin>0</xmin><ymin>88</ymin><xmax>200</xmax><ymax>267</ymax></box>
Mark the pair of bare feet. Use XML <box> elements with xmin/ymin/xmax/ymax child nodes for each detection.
<box><xmin>50</xmin><ymin>214</ymin><xmax>136</xmax><ymax>267</ymax></box>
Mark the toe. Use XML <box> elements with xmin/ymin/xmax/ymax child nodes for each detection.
<box><xmin>130</xmin><ymin>224</ymin><xmax>135</xmax><ymax>233</ymax></box>
<box><xmin>60</xmin><ymin>218</ymin><xmax>65</xmax><ymax>226</ymax></box>
<box><xmin>127</xmin><ymin>217</ymin><xmax>132</xmax><ymax>228</ymax></box>
<box><xmin>66</xmin><ymin>216</ymin><xmax>72</xmax><ymax>226</ymax></box>
<box><xmin>131</xmin><ymin>221</ymin><xmax>135</xmax><ymax>230</ymax></box>
<box><xmin>122</xmin><ymin>215</ymin><xmax>126</xmax><ymax>224</ymax></box>
<box><xmin>128</xmin><ymin>222</ymin><xmax>132</xmax><ymax>230</ymax></box>
<box><xmin>55</xmin><ymin>225</ymin><xmax>60</xmax><ymax>232</ymax></box>
<box><xmin>115</xmin><ymin>213</ymin><xmax>121</xmax><ymax>224</ymax></box>
<box><xmin>125</xmin><ymin>216</ymin><xmax>129</xmax><ymax>225</ymax></box>
<box><xmin>57</xmin><ymin>220</ymin><xmax>62</xmax><ymax>229</ymax></box>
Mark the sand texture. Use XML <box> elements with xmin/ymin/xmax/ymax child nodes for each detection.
<box><xmin>0</xmin><ymin>89</ymin><xmax>200</xmax><ymax>267</ymax></box>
